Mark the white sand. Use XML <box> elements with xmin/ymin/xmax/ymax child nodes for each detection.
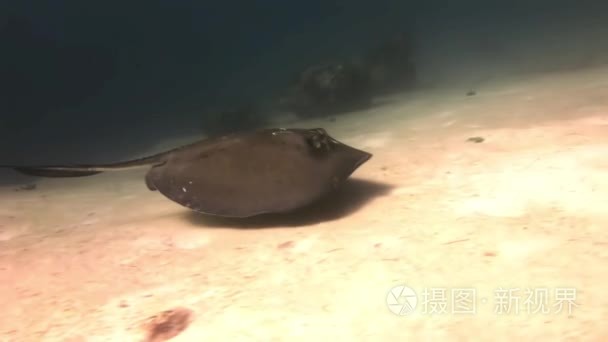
<box><xmin>2</xmin><ymin>65</ymin><xmax>608</xmax><ymax>341</ymax></box>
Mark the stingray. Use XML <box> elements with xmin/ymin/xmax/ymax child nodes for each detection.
<box><xmin>1</xmin><ymin>128</ymin><xmax>372</xmax><ymax>218</ymax></box>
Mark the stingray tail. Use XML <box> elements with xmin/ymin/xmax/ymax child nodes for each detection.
<box><xmin>11</xmin><ymin>167</ymin><xmax>104</xmax><ymax>178</ymax></box>
<box><xmin>1</xmin><ymin>152</ymin><xmax>167</xmax><ymax>178</ymax></box>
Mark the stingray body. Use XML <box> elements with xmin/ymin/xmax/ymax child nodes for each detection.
<box><xmin>3</xmin><ymin>128</ymin><xmax>372</xmax><ymax>218</ymax></box>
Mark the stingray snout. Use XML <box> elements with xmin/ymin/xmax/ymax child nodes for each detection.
<box><xmin>334</xmin><ymin>144</ymin><xmax>372</xmax><ymax>179</ymax></box>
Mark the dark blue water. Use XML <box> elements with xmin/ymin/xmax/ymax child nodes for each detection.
<box><xmin>2</xmin><ymin>0</ymin><xmax>608</xmax><ymax>164</ymax></box>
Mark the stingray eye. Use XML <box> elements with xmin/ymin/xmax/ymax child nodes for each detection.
<box><xmin>310</xmin><ymin>135</ymin><xmax>321</xmax><ymax>149</ymax></box>
<box><xmin>309</xmin><ymin>134</ymin><xmax>323</xmax><ymax>149</ymax></box>
<box><xmin>307</xmin><ymin>130</ymin><xmax>332</xmax><ymax>152</ymax></box>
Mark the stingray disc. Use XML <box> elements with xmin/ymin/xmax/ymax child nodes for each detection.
<box><xmin>145</xmin><ymin>128</ymin><xmax>371</xmax><ymax>217</ymax></box>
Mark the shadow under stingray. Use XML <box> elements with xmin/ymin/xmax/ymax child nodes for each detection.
<box><xmin>183</xmin><ymin>178</ymin><xmax>393</xmax><ymax>229</ymax></box>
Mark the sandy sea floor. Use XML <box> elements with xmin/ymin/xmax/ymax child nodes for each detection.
<box><xmin>2</xmin><ymin>64</ymin><xmax>608</xmax><ymax>341</ymax></box>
